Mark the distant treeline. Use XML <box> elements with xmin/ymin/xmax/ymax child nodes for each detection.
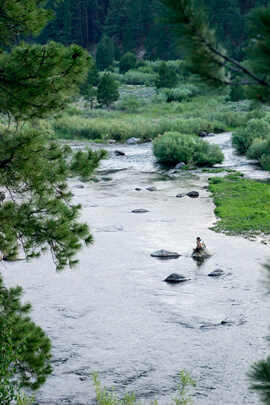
<box><xmin>37</xmin><ymin>0</ymin><xmax>269</xmax><ymax>60</ymax></box>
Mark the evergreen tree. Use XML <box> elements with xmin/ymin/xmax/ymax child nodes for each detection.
<box><xmin>155</xmin><ymin>61</ymin><xmax>178</xmax><ymax>89</ymax></box>
<box><xmin>96</xmin><ymin>35</ymin><xmax>114</xmax><ymax>71</ymax></box>
<box><xmin>119</xmin><ymin>52</ymin><xmax>137</xmax><ymax>74</ymax></box>
<box><xmin>0</xmin><ymin>0</ymin><xmax>107</xmax><ymax>397</ymax></box>
<box><xmin>0</xmin><ymin>276</ymin><xmax>51</xmax><ymax>401</ymax></box>
<box><xmin>97</xmin><ymin>73</ymin><xmax>119</xmax><ymax>107</ymax></box>
<box><xmin>158</xmin><ymin>0</ymin><xmax>270</xmax><ymax>102</ymax></box>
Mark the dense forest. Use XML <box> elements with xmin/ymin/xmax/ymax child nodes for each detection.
<box><xmin>37</xmin><ymin>0</ymin><xmax>269</xmax><ymax>61</ymax></box>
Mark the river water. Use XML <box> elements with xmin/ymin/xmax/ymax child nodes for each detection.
<box><xmin>1</xmin><ymin>133</ymin><xmax>270</xmax><ymax>404</ymax></box>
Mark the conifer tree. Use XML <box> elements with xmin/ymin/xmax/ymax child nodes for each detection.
<box><xmin>119</xmin><ymin>52</ymin><xmax>137</xmax><ymax>74</ymax></box>
<box><xmin>96</xmin><ymin>35</ymin><xmax>114</xmax><ymax>71</ymax></box>
<box><xmin>97</xmin><ymin>73</ymin><xmax>119</xmax><ymax>107</ymax></box>
<box><xmin>0</xmin><ymin>0</ymin><xmax>107</xmax><ymax>398</ymax></box>
<box><xmin>158</xmin><ymin>0</ymin><xmax>270</xmax><ymax>102</ymax></box>
<box><xmin>155</xmin><ymin>61</ymin><xmax>178</xmax><ymax>89</ymax></box>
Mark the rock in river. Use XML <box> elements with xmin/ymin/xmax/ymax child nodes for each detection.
<box><xmin>151</xmin><ymin>249</ymin><xmax>180</xmax><ymax>258</ymax></box>
<box><xmin>146</xmin><ymin>186</ymin><xmax>157</xmax><ymax>191</ymax></box>
<box><xmin>175</xmin><ymin>162</ymin><xmax>186</xmax><ymax>169</ymax></box>
<box><xmin>132</xmin><ymin>209</ymin><xmax>149</xmax><ymax>213</ymax></box>
<box><xmin>208</xmin><ymin>269</ymin><xmax>225</xmax><ymax>277</ymax></box>
<box><xmin>187</xmin><ymin>191</ymin><xmax>199</xmax><ymax>198</ymax></box>
<box><xmin>164</xmin><ymin>273</ymin><xmax>190</xmax><ymax>283</ymax></box>
<box><xmin>126</xmin><ymin>137</ymin><xmax>141</xmax><ymax>145</ymax></box>
<box><xmin>101</xmin><ymin>176</ymin><xmax>113</xmax><ymax>181</ymax></box>
<box><xmin>114</xmin><ymin>150</ymin><xmax>125</xmax><ymax>156</ymax></box>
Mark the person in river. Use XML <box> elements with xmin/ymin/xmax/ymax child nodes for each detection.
<box><xmin>193</xmin><ymin>237</ymin><xmax>203</xmax><ymax>253</ymax></box>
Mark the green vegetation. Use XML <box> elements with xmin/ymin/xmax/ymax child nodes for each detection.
<box><xmin>97</xmin><ymin>73</ymin><xmax>120</xmax><ymax>107</ymax></box>
<box><xmin>208</xmin><ymin>175</ymin><xmax>270</xmax><ymax>238</ymax></box>
<box><xmin>155</xmin><ymin>61</ymin><xmax>178</xmax><ymax>89</ymax></box>
<box><xmin>119</xmin><ymin>52</ymin><xmax>137</xmax><ymax>74</ymax></box>
<box><xmin>92</xmin><ymin>371</ymin><xmax>196</xmax><ymax>405</ymax></box>
<box><xmin>153</xmin><ymin>132</ymin><xmax>224</xmax><ymax>166</ymax></box>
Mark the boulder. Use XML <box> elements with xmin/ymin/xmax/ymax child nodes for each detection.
<box><xmin>175</xmin><ymin>162</ymin><xmax>186</xmax><ymax>169</ymax></box>
<box><xmin>109</xmin><ymin>140</ymin><xmax>116</xmax><ymax>144</ymax></box>
<box><xmin>198</xmin><ymin>131</ymin><xmax>208</xmax><ymax>137</ymax></box>
<box><xmin>135</xmin><ymin>188</ymin><xmax>141</xmax><ymax>191</ymax></box>
<box><xmin>151</xmin><ymin>249</ymin><xmax>180</xmax><ymax>259</ymax></box>
<box><xmin>208</xmin><ymin>269</ymin><xmax>225</xmax><ymax>277</ymax></box>
<box><xmin>143</xmin><ymin>138</ymin><xmax>152</xmax><ymax>143</ymax></box>
<box><xmin>187</xmin><ymin>191</ymin><xmax>199</xmax><ymax>198</ymax></box>
<box><xmin>114</xmin><ymin>150</ymin><xmax>125</xmax><ymax>156</ymax></box>
<box><xmin>126</xmin><ymin>137</ymin><xmax>141</xmax><ymax>145</ymax></box>
<box><xmin>101</xmin><ymin>176</ymin><xmax>113</xmax><ymax>181</ymax></box>
<box><xmin>131</xmin><ymin>209</ymin><xmax>149</xmax><ymax>213</ymax></box>
<box><xmin>208</xmin><ymin>133</ymin><xmax>215</xmax><ymax>137</ymax></box>
<box><xmin>146</xmin><ymin>186</ymin><xmax>157</xmax><ymax>191</ymax></box>
<box><xmin>191</xmin><ymin>242</ymin><xmax>212</xmax><ymax>260</ymax></box>
<box><xmin>164</xmin><ymin>273</ymin><xmax>190</xmax><ymax>283</ymax></box>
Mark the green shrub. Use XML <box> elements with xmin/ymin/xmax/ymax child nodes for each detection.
<box><xmin>153</xmin><ymin>131</ymin><xmax>224</xmax><ymax>166</ymax></box>
<box><xmin>247</xmin><ymin>137</ymin><xmax>270</xmax><ymax>170</ymax></box>
<box><xmin>119</xmin><ymin>52</ymin><xmax>137</xmax><ymax>74</ymax></box>
<box><xmin>155</xmin><ymin>61</ymin><xmax>178</xmax><ymax>89</ymax></box>
<box><xmin>116</xmin><ymin>96</ymin><xmax>145</xmax><ymax>113</ymax></box>
<box><xmin>123</xmin><ymin>70</ymin><xmax>157</xmax><ymax>85</ymax></box>
<box><xmin>164</xmin><ymin>84</ymin><xmax>201</xmax><ymax>102</ymax></box>
<box><xmin>135</xmin><ymin>59</ymin><xmax>147</xmax><ymax>69</ymax></box>
<box><xmin>172</xmin><ymin>118</ymin><xmax>213</xmax><ymax>134</ymax></box>
<box><xmin>232</xmin><ymin>118</ymin><xmax>270</xmax><ymax>154</ymax></box>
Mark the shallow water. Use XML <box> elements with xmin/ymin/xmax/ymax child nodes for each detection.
<box><xmin>1</xmin><ymin>133</ymin><xmax>270</xmax><ymax>404</ymax></box>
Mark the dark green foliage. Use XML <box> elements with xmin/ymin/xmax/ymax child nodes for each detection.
<box><xmin>247</xmin><ymin>137</ymin><xmax>270</xmax><ymax>170</ymax></box>
<box><xmin>232</xmin><ymin>118</ymin><xmax>270</xmax><ymax>154</ymax></box>
<box><xmin>155</xmin><ymin>61</ymin><xmax>178</xmax><ymax>89</ymax></box>
<box><xmin>158</xmin><ymin>0</ymin><xmax>270</xmax><ymax>102</ymax></box>
<box><xmin>0</xmin><ymin>124</ymin><xmax>107</xmax><ymax>269</ymax></box>
<box><xmin>0</xmin><ymin>276</ymin><xmax>52</xmax><ymax>397</ymax></box>
<box><xmin>96</xmin><ymin>36</ymin><xmax>114</xmax><ymax>71</ymax></box>
<box><xmin>0</xmin><ymin>42</ymin><xmax>90</xmax><ymax>120</ymax></box>
<box><xmin>248</xmin><ymin>357</ymin><xmax>270</xmax><ymax>404</ymax></box>
<box><xmin>153</xmin><ymin>131</ymin><xmax>224</xmax><ymax>166</ymax></box>
<box><xmin>97</xmin><ymin>73</ymin><xmax>119</xmax><ymax>107</ymax></box>
<box><xmin>119</xmin><ymin>52</ymin><xmax>137</xmax><ymax>74</ymax></box>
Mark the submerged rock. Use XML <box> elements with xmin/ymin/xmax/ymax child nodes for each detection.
<box><xmin>176</xmin><ymin>193</ymin><xmax>186</xmax><ymax>198</ymax></box>
<box><xmin>146</xmin><ymin>186</ymin><xmax>157</xmax><ymax>191</ymax></box>
<box><xmin>151</xmin><ymin>249</ymin><xmax>180</xmax><ymax>258</ymax></box>
<box><xmin>208</xmin><ymin>269</ymin><xmax>225</xmax><ymax>277</ymax></box>
<box><xmin>135</xmin><ymin>188</ymin><xmax>141</xmax><ymax>191</ymax></box>
<box><xmin>101</xmin><ymin>176</ymin><xmax>113</xmax><ymax>181</ymax></box>
<box><xmin>187</xmin><ymin>191</ymin><xmax>199</xmax><ymax>198</ymax></box>
<box><xmin>131</xmin><ymin>209</ymin><xmax>149</xmax><ymax>213</ymax></box>
<box><xmin>73</xmin><ymin>184</ymin><xmax>84</xmax><ymax>189</ymax></box>
<box><xmin>126</xmin><ymin>137</ymin><xmax>141</xmax><ymax>145</ymax></box>
<box><xmin>164</xmin><ymin>273</ymin><xmax>190</xmax><ymax>283</ymax></box>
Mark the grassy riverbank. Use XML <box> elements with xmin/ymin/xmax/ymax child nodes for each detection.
<box><xmin>208</xmin><ymin>174</ymin><xmax>270</xmax><ymax>242</ymax></box>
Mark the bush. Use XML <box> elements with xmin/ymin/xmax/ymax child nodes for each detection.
<box><xmin>97</xmin><ymin>73</ymin><xmax>119</xmax><ymax>107</ymax></box>
<box><xmin>247</xmin><ymin>137</ymin><xmax>270</xmax><ymax>170</ymax></box>
<box><xmin>123</xmin><ymin>70</ymin><xmax>157</xmax><ymax>85</ymax></box>
<box><xmin>163</xmin><ymin>84</ymin><xmax>201</xmax><ymax>102</ymax></box>
<box><xmin>155</xmin><ymin>61</ymin><xmax>178</xmax><ymax>89</ymax></box>
<box><xmin>232</xmin><ymin>118</ymin><xmax>270</xmax><ymax>154</ymax></box>
<box><xmin>115</xmin><ymin>96</ymin><xmax>145</xmax><ymax>113</ymax></box>
<box><xmin>119</xmin><ymin>52</ymin><xmax>137</xmax><ymax>74</ymax></box>
<box><xmin>153</xmin><ymin>131</ymin><xmax>224</xmax><ymax>166</ymax></box>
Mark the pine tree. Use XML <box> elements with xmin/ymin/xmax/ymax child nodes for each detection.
<box><xmin>97</xmin><ymin>73</ymin><xmax>119</xmax><ymax>107</ymax></box>
<box><xmin>0</xmin><ymin>0</ymin><xmax>107</xmax><ymax>397</ymax></box>
<box><xmin>119</xmin><ymin>52</ymin><xmax>137</xmax><ymax>74</ymax></box>
<box><xmin>96</xmin><ymin>35</ymin><xmax>114</xmax><ymax>71</ymax></box>
<box><xmin>155</xmin><ymin>61</ymin><xmax>178</xmax><ymax>89</ymax></box>
<box><xmin>158</xmin><ymin>0</ymin><xmax>270</xmax><ymax>102</ymax></box>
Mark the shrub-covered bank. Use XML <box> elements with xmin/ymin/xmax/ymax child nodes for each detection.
<box><xmin>208</xmin><ymin>174</ymin><xmax>270</xmax><ymax>241</ymax></box>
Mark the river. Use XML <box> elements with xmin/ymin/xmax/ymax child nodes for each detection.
<box><xmin>1</xmin><ymin>133</ymin><xmax>270</xmax><ymax>404</ymax></box>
